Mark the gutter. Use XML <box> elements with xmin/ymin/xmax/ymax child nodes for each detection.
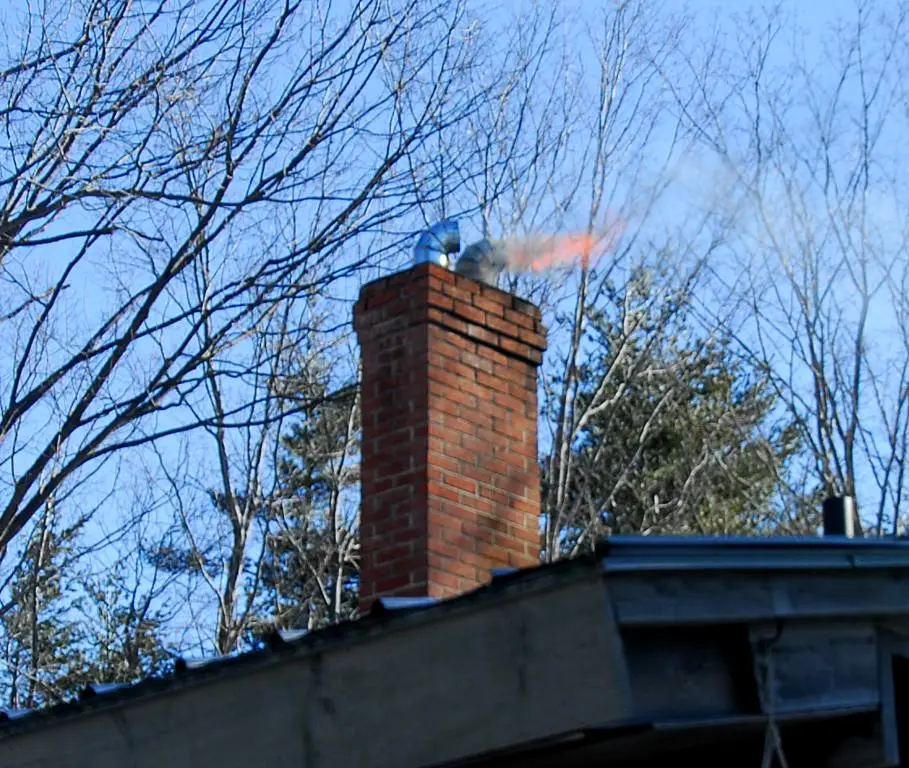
<box><xmin>600</xmin><ymin>535</ymin><xmax>909</xmax><ymax>573</ymax></box>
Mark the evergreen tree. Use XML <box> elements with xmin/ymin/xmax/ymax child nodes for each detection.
<box><xmin>0</xmin><ymin>501</ymin><xmax>83</xmax><ymax>708</ymax></box>
<box><xmin>543</xmin><ymin>272</ymin><xmax>819</xmax><ymax>556</ymax></box>
<box><xmin>0</xmin><ymin>504</ymin><xmax>170</xmax><ymax>708</ymax></box>
<box><xmin>72</xmin><ymin>561</ymin><xmax>171</xmax><ymax>686</ymax></box>
<box><xmin>254</xmin><ymin>375</ymin><xmax>360</xmax><ymax>636</ymax></box>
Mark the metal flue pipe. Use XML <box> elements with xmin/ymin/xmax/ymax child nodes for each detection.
<box><xmin>413</xmin><ymin>219</ymin><xmax>461</xmax><ymax>268</ymax></box>
<box><xmin>454</xmin><ymin>238</ymin><xmax>508</xmax><ymax>286</ymax></box>
<box><xmin>822</xmin><ymin>496</ymin><xmax>858</xmax><ymax>538</ymax></box>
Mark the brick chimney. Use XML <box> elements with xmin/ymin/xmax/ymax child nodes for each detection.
<box><xmin>354</xmin><ymin>263</ymin><xmax>545</xmax><ymax>611</ymax></box>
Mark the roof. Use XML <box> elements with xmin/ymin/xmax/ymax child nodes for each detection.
<box><xmin>2</xmin><ymin>534</ymin><xmax>908</xmax><ymax>746</ymax></box>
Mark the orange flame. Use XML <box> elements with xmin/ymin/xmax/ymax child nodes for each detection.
<box><xmin>500</xmin><ymin>223</ymin><xmax>624</xmax><ymax>274</ymax></box>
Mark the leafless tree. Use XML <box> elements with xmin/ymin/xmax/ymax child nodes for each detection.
<box><xmin>447</xmin><ymin>3</ymin><xmax>574</xmax><ymax>242</ymax></box>
<box><xmin>261</xmin><ymin>342</ymin><xmax>361</xmax><ymax>632</ymax></box>
<box><xmin>447</xmin><ymin>1</ymin><xmax>806</xmax><ymax>557</ymax></box>
<box><xmin>164</xmin><ymin>295</ymin><xmax>357</xmax><ymax>653</ymax></box>
<box><xmin>464</xmin><ymin>2</ymin><xmax>727</xmax><ymax>559</ymax></box>
<box><xmin>146</xmin><ymin>319</ymin><xmax>288</xmax><ymax>655</ymax></box>
<box><xmin>664</xmin><ymin>1</ymin><xmax>909</xmax><ymax>534</ymax></box>
<box><xmin>0</xmin><ymin>0</ymin><xmax>499</xmax><ymax>574</ymax></box>
<box><xmin>71</xmin><ymin>521</ymin><xmax>179</xmax><ymax>685</ymax></box>
<box><xmin>0</xmin><ymin>474</ymin><xmax>179</xmax><ymax>706</ymax></box>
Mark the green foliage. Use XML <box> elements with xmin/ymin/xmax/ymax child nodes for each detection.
<box><xmin>543</xmin><ymin>271</ymin><xmax>820</xmax><ymax>556</ymax></box>
<box><xmin>70</xmin><ymin>563</ymin><xmax>171</xmax><ymax>687</ymax></box>
<box><xmin>0</xmin><ymin>509</ymin><xmax>84</xmax><ymax>708</ymax></box>
<box><xmin>0</xmin><ymin>508</ymin><xmax>171</xmax><ymax>709</ymax></box>
<box><xmin>254</xmin><ymin>377</ymin><xmax>360</xmax><ymax>636</ymax></box>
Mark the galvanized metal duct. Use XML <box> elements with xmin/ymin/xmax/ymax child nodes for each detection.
<box><xmin>413</xmin><ymin>219</ymin><xmax>461</xmax><ymax>268</ymax></box>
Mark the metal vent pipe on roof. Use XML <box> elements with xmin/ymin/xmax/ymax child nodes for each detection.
<box><xmin>454</xmin><ymin>238</ymin><xmax>508</xmax><ymax>286</ymax></box>
<box><xmin>413</xmin><ymin>219</ymin><xmax>460</xmax><ymax>268</ymax></box>
<box><xmin>822</xmin><ymin>495</ymin><xmax>857</xmax><ymax>538</ymax></box>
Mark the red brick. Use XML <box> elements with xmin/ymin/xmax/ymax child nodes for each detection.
<box><xmin>461</xmin><ymin>517</ymin><xmax>496</xmax><ymax>544</ymax></box>
<box><xmin>426</xmin><ymin>569</ymin><xmax>461</xmax><ymax>592</ymax></box>
<box><xmin>428</xmin><ymin>553</ymin><xmax>478</xmax><ymax>581</ymax></box>
<box><xmin>461</xmin><ymin>406</ymin><xmax>492</xmax><ymax>428</ymax></box>
<box><xmin>476</xmin><ymin>370</ymin><xmax>510</xmax><ymax>395</ymax></box>
<box><xmin>503</xmin><ymin>441</ymin><xmax>538</xmax><ymax>460</ymax></box>
<box><xmin>494</xmin><ymin>361</ymin><xmax>531</xmax><ymax>384</ymax></box>
<box><xmin>427</xmin><ymin>307</ymin><xmax>469</xmax><ymax>335</ymax></box>
<box><xmin>485</xmin><ymin>313</ymin><xmax>519</xmax><ymax>338</ymax></box>
<box><xmin>492</xmin><ymin>390</ymin><xmax>528</xmax><ymax>415</ymax></box>
<box><xmin>458</xmin><ymin>349</ymin><xmax>495</xmax><ymax>375</ymax></box>
<box><xmin>458</xmin><ymin>435</ymin><xmax>488</xmax><ymax>459</ymax></box>
<box><xmin>478</xmin><ymin>485</ymin><xmax>511</xmax><ymax>508</ymax></box>
<box><xmin>427</xmin><ymin>367</ymin><xmax>467</xmax><ymax>392</ymax></box>
<box><xmin>427</xmin><ymin>536</ymin><xmax>462</xmax><ymax>561</ymax></box>
<box><xmin>439</xmin><ymin>527</ymin><xmax>477</xmax><ymax>550</ymax></box>
<box><xmin>475</xmin><ymin>398</ymin><xmax>501</xmax><ymax>421</ymax></box>
<box><xmin>472</xmin><ymin>294</ymin><xmax>506</xmax><ymax>317</ymax></box>
<box><xmin>427</xmin><ymin>291</ymin><xmax>455</xmax><ymax>312</ymax></box>
<box><xmin>440</xmin><ymin>386</ymin><xmax>480</xmax><ymax>412</ymax></box>
<box><xmin>508</xmin><ymin>523</ymin><xmax>541</xmax><ymax>544</ymax></box>
<box><xmin>511</xmin><ymin>294</ymin><xmax>539</xmax><ymax>316</ymax></box>
<box><xmin>434</xmin><ymin>336</ymin><xmax>473</xmax><ymax>361</ymax></box>
<box><xmin>427</xmin><ymin>263</ymin><xmax>456</xmax><ymax>284</ymax></box>
<box><xmin>477</xmin><ymin>282</ymin><xmax>512</xmax><ymax>305</ymax></box>
<box><xmin>427</xmin><ymin>509</ymin><xmax>462</xmax><ymax>533</ymax></box>
<box><xmin>373</xmin><ymin>574</ymin><xmax>420</xmax><ymax>594</ymax></box>
<box><xmin>517</xmin><ymin>324</ymin><xmax>547</xmax><ymax>349</ymax></box>
<box><xmin>460</xmin><ymin>495</ymin><xmax>496</xmax><ymax>520</ymax></box>
<box><xmin>428</xmin><ymin>395</ymin><xmax>461</xmax><ymax>420</ymax></box>
<box><xmin>426</xmin><ymin>451</ymin><xmax>460</xmax><ymax>475</ymax></box>
<box><xmin>453</xmin><ymin>302</ymin><xmax>487</xmax><ymax>327</ymax></box>
<box><xmin>466</xmin><ymin>324</ymin><xmax>500</xmax><ymax>348</ymax></box>
<box><xmin>436</xmin><ymin>413</ymin><xmax>476</xmax><ymax>436</ymax></box>
<box><xmin>373</xmin><ymin>543</ymin><xmax>415</xmax><ymax>564</ymax></box>
<box><xmin>460</xmin><ymin>463</ymin><xmax>494</xmax><ymax>485</ymax></box>
<box><xmin>508</xmin><ymin>381</ymin><xmax>536</xmax><ymax>406</ymax></box>
<box><xmin>493</xmin><ymin>529</ymin><xmax>537</xmax><ymax>553</ymax></box>
<box><xmin>443</xmin><ymin>472</ymin><xmax>478</xmax><ymax>495</ymax></box>
<box><xmin>494</xmin><ymin>505</ymin><xmax>536</xmax><ymax>529</ymax></box>
<box><xmin>504</xmin><ymin>308</ymin><xmax>535</xmax><ymax>331</ymax></box>
<box><xmin>438</xmin><ymin>356</ymin><xmax>479</xmax><ymax>382</ymax></box>
<box><xmin>460</xmin><ymin>548</ymin><xmax>501</xmax><ymax>569</ymax></box>
<box><xmin>499</xmin><ymin>336</ymin><xmax>534</xmax><ymax>361</ymax></box>
<box><xmin>440</xmin><ymin>282</ymin><xmax>474</xmax><ymax>303</ymax></box>
<box><xmin>511</xmin><ymin>497</ymin><xmax>541</xmax><ymax>518</ymax></box>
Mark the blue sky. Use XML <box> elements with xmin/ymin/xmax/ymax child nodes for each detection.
<box><xmin>0</xmin><ymin>0</ymin><xmax>903</xmax><ymax>659</ymax></box>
